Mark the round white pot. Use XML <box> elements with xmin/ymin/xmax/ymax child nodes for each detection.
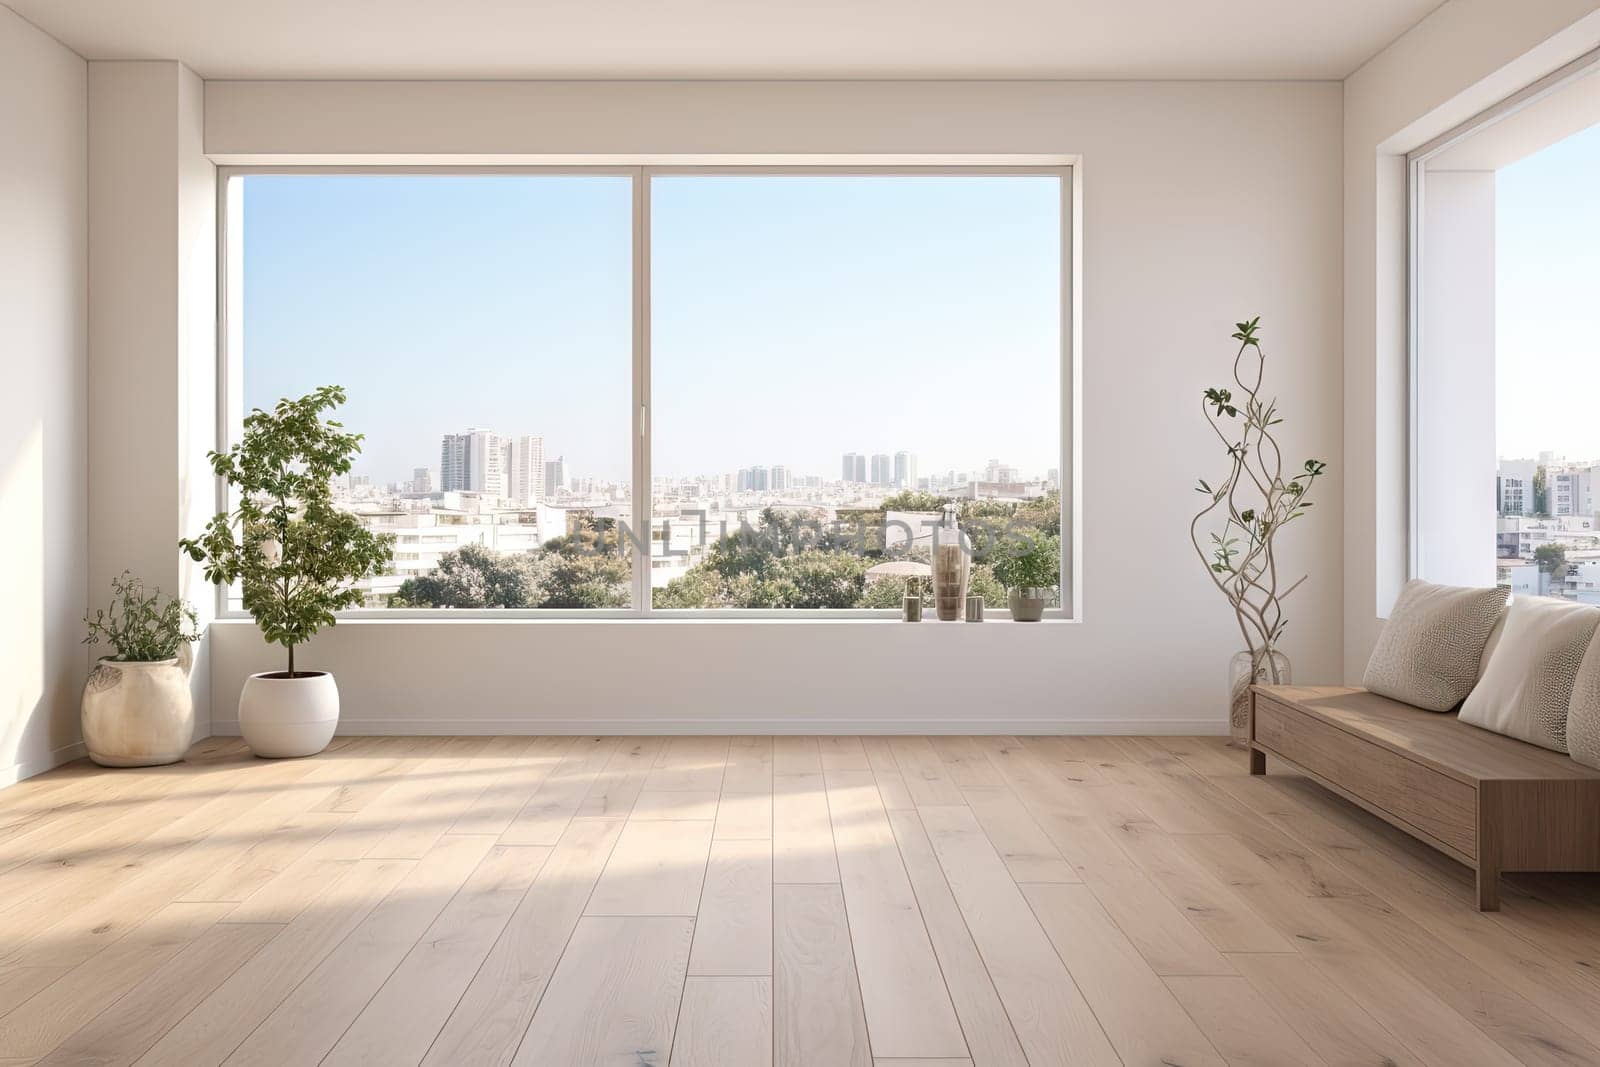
<box><xmin>239</xmin><ymin>671</ymin><xmax>339</xmax><ymax>758</ymax></box>
<box><xmin>81</xmin><ymin>656</ymin><xmax>195</xmax><ymax>767</ymax></box>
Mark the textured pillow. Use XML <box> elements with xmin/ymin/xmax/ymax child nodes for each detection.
<box><xmin>1460</xmin><ymin>595</ymin><xmax>1600</xmax><ymax>753</ymax></box>
<box><xmin>1565</xmin><ymin>631</ymin><xmax>1600</xmax><ymax>768</ymax></box>
<box><xmin>1363</xmin><ymin>579</ymin><xmax>1508</xmax><ymax>711</ymax></box>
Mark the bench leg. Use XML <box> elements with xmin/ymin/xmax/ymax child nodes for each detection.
<box><xmin>1249</xmin><ymin>746</ymin><xmax>1266</xmax><ymax>775</ymax></box>
<box><xmin>1476</xmin><ymin>782</ymin><xmax>1501</xmax><ymax>911</ymax></box>
<box><xmin>1476</xmin><ymin>864</ymin><xmax>1500</xmax><ymax>911</ymax></box>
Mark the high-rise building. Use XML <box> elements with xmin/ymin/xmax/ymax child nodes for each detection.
<box><xmin>470</xmin><ymin>429</ymin><xmax>505</xmax><ymax>498</ymax></box>
<box><xmin>411</xmin><ymin>467</ymin><xmax>433</xmax><ymax>494</ymax></box>
<box><xmin>504</xmin><ymin>434</ymin><xmax>546</xmax><ymax>506</ymax></box>
<box><xmin>440</xmin><ymin>428</ymin><xmax>504</xmax><ymax>496</ymax></box>
<box><xmin>440</xmin><ymin>434</ymin><xmax>469</xmax><ymax>492</ymax></box>
<box><xmin>544</xmin><ymin>455</ymin><xmax>567</xmax><ymax>500</ymax></box>
<box><xmin>893</xmin><ymin>451</ymin><xmax>917</xmax><ymax>489</ymax></box>
<box><xmin>842</xmin><ymin>452</ymin><xmax>860</xmax><ymax>483</ymax></box>
<box><xmin>870</xmin><ymin>454</ymin><xmax>892</xmax><ymax>486</ymax></box>
<box><xmin>771</xmin><ymin>465</ymin><xmax>789</xmax><ymax>491</ymax></box>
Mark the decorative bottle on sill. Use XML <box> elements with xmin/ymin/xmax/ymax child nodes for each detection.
<box><xmin>931</xmin><ymin>504</ymin><xmax>969</xmax><ymax>622</ymax></box>
<box><xmin>1228</xmin><ymin>647</ymin><xmax>1291</xmax><ymax>747</ymax></box>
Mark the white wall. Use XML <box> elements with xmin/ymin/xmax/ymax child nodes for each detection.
<box><xmin>1342</xmin><ymin>0</ymin><xmax>1600</xmax><ymax>681</ymax></box>
<box><xmin>199</xmin><ymin>79</ymin><xmax>1344</xmax><ymax>733</ymax></box>
<box><xmin>88</xmin><ymin>60</ymin><xmax>215</xmax><ymax>733</ymax></box>
<box><xmin>1416</xmin><ymin>168</ymin><xmax>1496</xmax><ymax>588</ymax></box>
<box><xmin>0</xmin><ymin>9</ymin><xmax>88</xmax><ymax>784</ymax></box>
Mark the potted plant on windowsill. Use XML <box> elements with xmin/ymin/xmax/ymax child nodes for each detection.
<box><xmin>991</xmin><ymin>532</ymin><xmax>1060</xmax><ymax>622</ymax></box>
<box><xmin>181</xmin><ymin>385</ymin><xmax>393</xmax><ymax>758</ymax></box>
<box><xmin>81</xmin><ymin>572</ymin><xmax>201</xmax><ymax>766</ymax></box>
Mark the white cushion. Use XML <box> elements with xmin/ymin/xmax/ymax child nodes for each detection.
<box><xmin>1362</xmin><ymin>580</ymin><xmax>1508</xmax><ymax>712</ymax></box>
<box><xmin>1565</xmin><ymin>630</ymin><xmax>1600</xmax><ymax>769</ymax></box>
<box><xmin>1460</xmin><ymin>595</ymin><xmax>1600</xmax><ymax>753</ymax></box>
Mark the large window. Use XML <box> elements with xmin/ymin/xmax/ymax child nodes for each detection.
<box><xmin>1410</xmin><ymin>55</ymin><xmax>1600</xmax><ymax>600</ymax></box>
<box><xmin>222</xmin><ymin>167</ymin><xmax>1071</xmax><ymax>616</ymax></box>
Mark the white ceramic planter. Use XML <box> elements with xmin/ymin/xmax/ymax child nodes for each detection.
<box><xmin>239</xmin><ymin>671</ymin><xmax>339</xmax><ymax>758</ymax></box>
<box><xmin>81</xmin><ymin>655</ymin><xmax>195</xmax><ymax>767</ymax></box>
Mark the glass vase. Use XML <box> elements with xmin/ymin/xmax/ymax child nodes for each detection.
<box><xmin>931</xmin><ymin>504</ymin><xmax>969</xmax><ymax>622</ymax></box>
<box><xmin>1228</xmin><ymin>648</ymin><xmax>1291</xmax><ymax>748</ymax></box>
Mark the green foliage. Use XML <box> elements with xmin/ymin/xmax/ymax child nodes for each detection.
<box><xmin>1533</xmin><ymin>467</ymin><xmax>1549</xmax><ymax>516</ymax></box>
<box><xmin>760</xmin><ymin>551</ymin><xmax>869</xmax><ymax>608</ymax></box>
<box><xmin>858</xmin><ymin>575</ymin><xmax>927</xmax><ymax>609</ymax></box>
<box><xmin>180</xmin><ymin>386</ymin><xmax>393</xmax><ymax>675</ymax></box>
<box><xmin>1529</xmin><ymin>547</ymin><xmax>1568</xmax><ymax>572</ymax></box>
<box><xmin>654</xmin><ymin>568</ymin><xmax>734</xmax><ymax>609</ymax></box>
<box><xmin>391</xmin><ymin>544</ymin><xmax>541</xmax><ymax>609</ymax></box>
<box><xmin>392</xmin><ymin>535</ymin><xmax>631</xmax><ymax>610</ymax></box>
<box><xmin>538</xmin><ymin>553</ymin><xmax>632</xmax><ymax>609</ymax></box>
<box><xmin>990</xmin><ymin>533</ymin><xmax>1061</xmax><ymax>591</ymax></box>
<box><xmin>967</xmin><ymin>562</ymin><xmax>1008</xmax><ymax>606</ymax></box>
<box><xmin>1529</xmin><ymin>547</ymin><xmax>1568</xmax><ymax>588</ymax></box>
<box><xmin>543</xmin><ymin>517</ymin><xmax>625</xmax><ymax>558</ymax></box>
<box><xmin>880</xmin><ymin>490</ymin><xmax>952</xmax><ymax>512</ymax></box>
<box><xmin>84</xmin><ymin>571</ymin><xmax>200</xmax><ymax>662</ymax></box>
<box><xmin>654</xmin><ymin>500</ymin><xmax>1041</xmax><ymax>612</ymax></box>
<box><xmin>1192</xmin><ymin>318</ymin><xmax>1328</xmax><ymax>657</ymax></box>
<box><xmin>656</xmin><ymin>550</ymin><xmax>868</xmax><ymax>609</ymax></box>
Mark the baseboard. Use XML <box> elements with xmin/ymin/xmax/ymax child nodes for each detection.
<box><xmin>210</xmin><ymin>717</ymin><xmax>1228</xmax><ymax>737</ymax></box>
<box><xmin>0</xmin><ymin>740</ymin><xmax>89</xmax><ymax>788</ymax></box>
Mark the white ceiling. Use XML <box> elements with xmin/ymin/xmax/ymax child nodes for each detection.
<box><xmin>11</xmin><ymin>0</ymin><xmax>1443</xmax><ymax>80</ymax></box>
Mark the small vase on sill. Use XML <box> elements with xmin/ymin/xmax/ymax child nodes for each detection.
<box><xmin>1228</xmin><ymin>648</ymin><xmax>1290</xmax><ymax>748</ymax></box>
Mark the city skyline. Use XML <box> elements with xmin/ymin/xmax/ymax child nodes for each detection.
<box><xmin>379</xmin><ymin>426</ymin><xmax>1052</xmax><ymax>499</ymax></box>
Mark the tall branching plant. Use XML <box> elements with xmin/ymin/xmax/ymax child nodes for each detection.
<box><xmin>1191</xmin><ymin>318</ymin><xmax>1327</xmax><ymax>701</ymax></box>
<box><xmin>181</xmin><ymin>386</ymin><xmax>393</xmax><ymax>677</ymax></box>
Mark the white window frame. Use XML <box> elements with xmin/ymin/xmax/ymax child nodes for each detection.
<box><xmin>1405</xmin><ymin>47</ymin><xmax>1600</xmax><ymax>580</ymax></box>
<box><xmin>217</xmin><ymin>162</ymin><xmax>1079</xmax><ymax>620</ymax></box>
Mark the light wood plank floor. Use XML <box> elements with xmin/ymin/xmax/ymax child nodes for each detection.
<box><xmin>3</xmin><ymin>733</ymin><xmax>1600</xmax><ymax>1065</ymax></box>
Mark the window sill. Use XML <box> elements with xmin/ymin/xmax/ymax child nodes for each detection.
<box><xmin>210</xmin><ymin>613</ymin><xmax>1077</xmax><ymax>626</ymax></box>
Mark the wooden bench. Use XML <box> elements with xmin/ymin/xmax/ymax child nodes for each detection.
<box><xmin>1249</xmin><ymin>684</ymin><xmax>1600</xmax><ymax>910</ymax></box>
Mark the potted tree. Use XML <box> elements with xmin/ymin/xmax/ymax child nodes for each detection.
<box><xmin>181</xmin><ymin>386</ymin><xmax>392</xmax><ymax>758</ymax></box>
<box><xmin>81</xmin><ymin>572</ymin><xmax>201</xmax><ymax>766</ymax></box>
<box><xmin>991</xmin><ymin>532</ymin><xmax>1060</xmax><ymax>621</ymax></box>
<box><xmin>1189</xmin><ymin>317</ymin><xmax>1327</xmax><ymax>745</ymax></box>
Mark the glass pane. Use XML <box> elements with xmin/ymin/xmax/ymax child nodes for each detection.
<box><xmin>649</xmin><ymin>174</ymin><xmax>1062</xmax><ymax>611</ymax></box>
<box><xmin>1493</xmin><ymin>118</ymin><xmax>1600</xmax><ymax>597</ymax></box>
<box><xmin>233</xmin><ymin>173</ymin><xmax>634</xmax><ymax>610</ymax></box>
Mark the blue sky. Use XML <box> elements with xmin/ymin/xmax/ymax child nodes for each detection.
<box><xmin>241</xmin><ymin>173</ymin><xmax>1060</xmax><ymax>486</ymax></box>
<box><xmin>1496</xmin><ymin>119</ymin><xmax>1600</xmax><ymax>461</ymax></box>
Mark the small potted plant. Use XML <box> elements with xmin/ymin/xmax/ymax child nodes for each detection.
<box><xmin>181</xmin><ymin>386</ymin><xmax>392</xmax><ymax>758</ymax></box>
<box><xmin>81</xmin><ymin>572</ymin><xmax>201</xmax><ymax>766</ymax></box>
<box><xmin>991</xmin><ymin>532</ymin><xmax>1060</xmax><ymax>622</ymax></box>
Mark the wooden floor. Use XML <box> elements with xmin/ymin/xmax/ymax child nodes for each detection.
<box><xmin>2</xmin><ymin>736</ymin><xmax>1600</xmax><ymax>1066</ymax></box>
